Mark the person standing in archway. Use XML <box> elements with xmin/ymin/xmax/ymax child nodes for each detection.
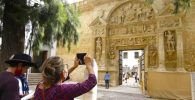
<box><xmin>104</xmin><ymin>71</ymin><xmax>110</xmax><ymax>89</ymax></box>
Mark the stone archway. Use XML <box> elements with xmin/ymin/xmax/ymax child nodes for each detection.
<box><xmin>55</xmin><ymin>0</ymin><xmax>193</xmax><ymax>99</ymax></box>
<box><xmin>89</xmin><ymin>0</ymin><xmax>184</xmax><ymax>87</ymax></box>
<box><xmin>105</xmin><ymin>0</ymin><xmax>158</xmax><ymax>86</ymax></box>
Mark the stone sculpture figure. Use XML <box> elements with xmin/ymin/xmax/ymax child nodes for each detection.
<box><xmin>149</xmin><ymin>45</ymin><xmax>157</xmax><ymax>66</ymax></box>
<box><xmin>165</xmin><ymin>30</ymin><xmax>175</xmax><ymax>51</ymax></box>
<box><xmin>95</xmin><ymin>37</ymin><xmax>102</xmax><ymax>61</ymax></box>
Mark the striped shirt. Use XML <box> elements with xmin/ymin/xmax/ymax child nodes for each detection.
<box><xmin>34</xmin><ymin>74</ymin><xmax>97</xmax><ymax>100</ymax></box>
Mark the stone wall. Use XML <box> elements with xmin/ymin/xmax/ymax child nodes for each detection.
<box><xmin>57</xmin><ymin>0</ymin><xmax>195</xmax><ymax>99</ymax></box>
<box><xmin>183</xmin><ymin>0</ymin><xmax>195</xmax><ymax>71</ymax></box>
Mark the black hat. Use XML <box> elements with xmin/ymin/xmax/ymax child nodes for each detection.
<box><xmin>5</xmin><ymin>53</ymin><xmax>36</xmax><ymax>67</ymax></box>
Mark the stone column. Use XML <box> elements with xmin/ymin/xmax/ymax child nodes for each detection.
<box><xmin>186</xmin><ymin>0</ymin><xmax>195</xmax><ymax>99</ymax></box>
<box><xmin>157</xmin><ymin>32</ymin><xmax>166</xmax><ymax>71</ymax></box>
<box><xmin>176</xmin><ymin>30</ymin><xmax>186</xmax><ymax>71</ymax></box>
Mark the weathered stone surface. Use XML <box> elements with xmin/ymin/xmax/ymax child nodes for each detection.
<box><xmin>57</xmin><ymin>1</ymin><xmax>195</xmax><ymax>98</ymax></box>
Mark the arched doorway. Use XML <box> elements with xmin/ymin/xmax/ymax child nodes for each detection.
<box><xmin>119</xmin><ymin>49</ymin><xmax>144</xmax><ymax>86</ymax></box>
<box><xmin>105</xmin><ymin>0</ymin><xmax>158</xmax><ymax>87</ymax></box>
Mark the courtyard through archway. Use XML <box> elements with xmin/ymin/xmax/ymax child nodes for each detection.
<box><xmin>119</xmin><ymin>50</ymin><xmax>144</xmax><ymax>88</ymax></box>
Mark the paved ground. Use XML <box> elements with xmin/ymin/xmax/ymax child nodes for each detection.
<box><xmin>96</xmin><ymin>77</ymin><xmax>151</xmax><ymax>100</ymax></box>
<box><xmin>97</xmin><ymin>90</ymin><xmax>150</xmax><ymax>100</ymax></box>
<box><xmin>26</xmin><ymin>77</ymin><xmax>165</xmax><ymax>100</ymax></box>
<box><xmin>76</xmin><ymin>77</ymin><xmax>165</xmax><ymax>100</ymax></box>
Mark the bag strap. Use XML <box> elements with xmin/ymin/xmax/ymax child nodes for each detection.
<box><xmin>41</xmin><ymin>85</ymin><xmax>45</xmax><ymax>100</ymax></box>
<box><xmin>36</xmin><ymin>81</ymin><xmax>46</xmax><ymax>100</ymax></box>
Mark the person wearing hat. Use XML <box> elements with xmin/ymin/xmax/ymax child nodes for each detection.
<box><xmin>0</xmin><ymin>53</ymin><xmax>36</xmax><ymax>100</ymax></box>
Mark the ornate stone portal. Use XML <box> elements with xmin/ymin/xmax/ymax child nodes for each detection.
<box><xmin>54</xmin><ymin>0</ymin><xmax>195</xmax><ymax>99</ymax></box>
<box><xmin>107</xmin><ymin>1</ymin><xmax>159</xmax><ymax>70</ymax></box>
<box><xmin>88</xmin><ymin>0</ymin><xmax>185</xmax><ymax>86</ymax></box>
<box><xmin>57</xmin><ymin>0</ymin><xmax>195</xmax><ymax>99</ymax></box>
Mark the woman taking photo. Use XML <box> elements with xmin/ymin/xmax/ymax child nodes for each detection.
<box><xmin>34</xmin><ymin>56</ymin><xmax>97</xmax><ymax>100</ymax></box>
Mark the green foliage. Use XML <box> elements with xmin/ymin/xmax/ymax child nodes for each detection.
<box><xmin>0</xmin><ymin>0</ymin><xmax>80</xmax><ymax>55</ymax></box>
<box><xmin>58</xmin><ymin>3</ymin><xmax>80</xmax><ymax>51</ymax></box>
<box><xmin>173</xmin><ymin>0</ymin><xmax>191</xmax><ymax>14</ymax></box>
<box><xmin>31</xmin><ymin>0</ymin><xmax>80</xmax><ymax>54</ymax></box>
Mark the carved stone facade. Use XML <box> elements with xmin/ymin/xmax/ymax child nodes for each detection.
<box><xmin>148</xmin><ymin>44</ymin><xmax>158</xmax><ymax>67</ymax></box>
<box><xmin>109</xmin><ymin>1</ymin><xmax>154</xmax><ymax>24</ymax></box>
<box><xmin>164</xmin><ymin>30</ymin><xmax>177</xmax><ymax>69</ymax></box>
<box><xmin>95</xmin><ymin>37</ymin><xmax>102</xmax><ymax>61</ymax></box>
<box><xmin>57</xmin><ymin>0</ymin><xmax>195</xmax><ymax>99</ymax></box>
<box><xmin>184</xmin><ymin>33</ymin><xmax>195</xmax><ymax>71</ymax></box>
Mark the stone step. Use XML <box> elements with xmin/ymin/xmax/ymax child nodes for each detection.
<box><xmin>27</xmin><ymin>73</ymin><xmax>42</xmax><ymax>85</ymax></box>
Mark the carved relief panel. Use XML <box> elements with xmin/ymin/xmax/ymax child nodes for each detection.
<box><xmin>108</xmin><ymin>42</ymin><xmax>116</xmax><ymax>59</ymax></box>
<box><xmin>159</xmin><ymin>17</ymin><xmax>181</xmax><ymax>29</ymax></box>
<box><xmin>183</xmin><ymin>33</ymin><xmax>195</xmax><ymax>71</ymax></box>
<box><xmin>148</xmin><ymin>45</ymin><xmax>158</xmax><ymax>67</ymax></box>
<box><xmin>109</xmin><ymin>36</ymin><xmax>156</xmax><ymax>46</ymax></box>
<box><xmin>90</xmin><ymin>17</ymin><xmax>106</xmax><ymax>37</ymax></box>
<box><xmin>108</xmin><ymin>1</ymin><xmax>156</xmax><ymax>37</ymax></box>
<box><xmin>109</xmin><ymin>2</ymin><xmax>155</xmax><ymax>25</ymax></box>
<box><xmin>184</xmin><ymin>48</ymin><xmax>195</xmax><ymax>71</ymax></box>
<box><xmin>94</xmin><ymin>27</ymin><xmax>105</xmax><ymax>36</ymax></box>
<box><xmin>108</xmin><ymin>36</ymin><xmax>156</xmax><ymax>60</ymax></box>
<box><xmin>95</xmin><ymin>37</ymin><xmax>103</xmax><ymax>61</ymax></box>
<box><xmin>164</xmin><ymin>30</ymin><xmax>177</xmax><ymax>69</ymax></box>
<box><xmin>108</xmin><ymin>22</ymin><xmax>156</xmax><ymax>36</ymax></box>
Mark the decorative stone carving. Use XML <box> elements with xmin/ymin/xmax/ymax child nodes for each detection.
<box><xmin>108</xmin><ymin>41</ymin><xmax>116</xmax><ymax>59</ymax></box>
<box><xmin>109</xmin><ymin>2</ymin><xmax>154</xmax><ymax>24</ymax></box>
<box><xmin>90</xmin><ymin>17</ymin><xmax>106</xmax><ymax>37</ymax></box>
<box><xmin>94</xmin><ymin>27</ymin><xmax>105</xmax><ymax>36</ymax></box>
<box><xmin>109</xmin><ymin>22</ymin><xmax>156</xmax><ymax>36</ymax></box>
<box><xmin>159</xmin><ymin>17</ymin><xmax>180</xmax><ymax>28</ymax></box>
<box><xmin>164</xmin><ymin>30</ymin><xmax>176</xmax><ymax>55</ymax></box>
<box><xmin>164</xmin><ymin>30</ymin><xmax>177</xmax><ymax>69</ymax></box>
<box><xmin>189</xmin><ymin>49</ymin><xmax>195</xmax><ymax>66</ymax></box>
<box><xmin>108</xmin><ymin>36</ymin><xmax>156</xmax><ymax>60</ymax></box>
<box><xmin>148</xmin><ymin>45</ymin><xmax>158</xmax><ymax>67</ymax></box>
<box><xmin>95</xmin><ymin>37</ymin><xmax>102</xmax><ymax>61</ymax></box>
<box><xmin>158</xmin><ymin>3</ymin><xmax>175</xmax><ymax>16</ymax></box>
<box><xmin>109</xmin><ymin>36</ymin><xmax>156</xmax><ymax>46</ymax></box>
<box><xmin>184</xmin><ymin>48</ymin><xmax>195</xmax><ymax>71</ymax></box>
<box><xmin>109</xmin><ymin>46</ymin><xmax>115</xmax><ymax>59</ymax></box>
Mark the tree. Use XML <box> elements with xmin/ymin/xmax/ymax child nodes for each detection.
<box><xmin>30</xmin><ymin>0</ymin><xmax>79</xmax><ymax>55</ymax></box>
<box><xmin>1</xmin><ymin>0</ymin><xmax>29</xmax><ymax>70</ymax></box>
<box><xmin>0</xmin><ymin>0</ymin><xmax>79</xmax><ymax>71</ymax></box>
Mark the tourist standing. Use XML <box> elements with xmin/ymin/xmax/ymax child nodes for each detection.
<box><xmin>0</xmin><ymin>53</ymin><xmax>36</xmax><ymax>100</ymax></box>
<box><xmin>104</xmin><ymin>71</ymin><xmax>110</xmax><ymax>89</ymax></box>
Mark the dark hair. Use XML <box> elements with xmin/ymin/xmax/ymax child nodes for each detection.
<box><xmin>8</xmin><ymin>62</ymin><xmax>18</xmax><ymax>67</ymax></box>
<box><xmin>9</xmin><ymin>62</ymin><xmax>26</xmax><ymax>67</ymax></box>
